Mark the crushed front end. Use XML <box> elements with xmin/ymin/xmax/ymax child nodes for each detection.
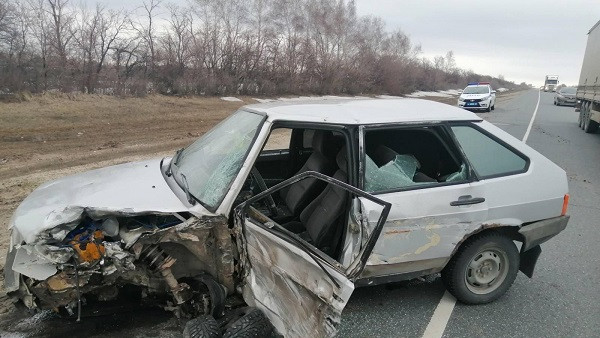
<box><xmin>5</xmin><ymin>212</ymin><xmax>235</xmax><ymax>319</ymax></box>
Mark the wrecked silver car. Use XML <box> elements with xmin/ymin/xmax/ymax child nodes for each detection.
<box><xmin>4</xmin><ymin>98</ymin><xmax>570</xmax><ymax>337</ymax></box>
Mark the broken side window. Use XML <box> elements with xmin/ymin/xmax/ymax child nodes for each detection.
<box><xmin>363</xmin><ymin>126</ymin><xmax>468</xmax><ymax>192</ymax></box>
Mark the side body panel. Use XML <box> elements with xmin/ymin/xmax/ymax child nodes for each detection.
<box><xmin>359</xmin><ymin>181</ymin><xmax>488</xmax><ymax>280</ymax></box>
<box><xmin>577</xmin><ymin>20</ymin><xmax>600</xmax><ymax>103</ymax></box>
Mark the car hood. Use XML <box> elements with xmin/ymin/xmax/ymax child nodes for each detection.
<box><xmin>460</xmin><ymin>94</ymin><xmax>491</xmax><ymax>100</ymax></box>
<box><xmin>11</xmin><ymin>158</ymin><xmax>190</xmax><ymax>244</ymax></box>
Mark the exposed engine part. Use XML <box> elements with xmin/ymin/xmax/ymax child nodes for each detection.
<box><xmin>64</xmin><ymin>218</ymin><xmax>106</xmax><ymax>265</ymax></box>
<box><xmin>139</xmin><ymin>244</ymin><xmax>192</xmax><ymax>306</ymax></box>
<box><xmin>101</xmin><ymin>217</ymin><xmax>120</xmax><ymax>237</ymax></box>
<box><xmin>69</xmin><ymin>231</ymin><xmax>105</xmax><ymax>264</ymax></box>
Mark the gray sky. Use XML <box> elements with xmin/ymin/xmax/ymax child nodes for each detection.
<box><xmin>354</xmin><ymin>0</ymin><xmax>600</xmax><ymax>86</ymax></box>
<box><xmin>98</xmin><ymin>0</ymin><xmax>600</xmax><ymax>86</ymax></box>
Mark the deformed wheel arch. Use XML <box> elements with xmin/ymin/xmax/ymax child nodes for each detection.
<box><xmin>445</xmin><ymin>225</ymin><xmax>540</xmax><ymax>278</ymax></box>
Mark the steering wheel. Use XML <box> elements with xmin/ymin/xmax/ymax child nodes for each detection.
<box><xmin>250</xmin><ymin>168</ymin><xmax>278</xmax><ymax>216</ymax></box>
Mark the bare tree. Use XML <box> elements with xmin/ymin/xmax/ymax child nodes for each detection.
<box><xmin>0</xmin><ymin>0</ymin><xmax>524</xmax><ymax>96</ymax></box>
<box><xmin>132</xmin><ymin>0</ymin><xmax>161</xmax><ymax>79</ymax></box>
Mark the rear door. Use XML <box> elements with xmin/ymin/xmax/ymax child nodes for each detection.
<box><xmin>356</xmin><ymin>124</ymin><xmax>489</xmax><ymax>282</ymax></box>
<box><xmin>234</xmin><ymin>172</ymin><xmax>390</xmax><ymax>337</ymax></box>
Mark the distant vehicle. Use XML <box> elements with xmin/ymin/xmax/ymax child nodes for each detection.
<box><xmin>457</xmin><ymin>82</ymin><xmax>496</xmax><ymax>112</ymax></box>
<box><xmin>576</xmin><ymin>19</ymin><xmax>600</xmax><ymax>133</ymax></box>
<box><xmin>554</xmin><ymin>87</ymin><xmax>577</xmax><ymax>106</ymax></box>
<box><xmin>544</xmin><ymin>75</ymin><xmax>559</xmax><ymax>92</ymax></box>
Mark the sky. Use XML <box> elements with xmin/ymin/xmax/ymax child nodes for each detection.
<box><xmin>354</xmin><ymin>0</ymin><xmax>600</xmax><ymax>86</ymax></box>
<box><xmin>97</xmin><ymin>0</ymin><xmax>600</xmax><ymax>87</ymax></box>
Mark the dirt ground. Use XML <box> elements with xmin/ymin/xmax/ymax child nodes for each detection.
<box><xmin>0</xmin><ymin>91</ymin><xmax>522</xmax><ymax>334</ymax></box>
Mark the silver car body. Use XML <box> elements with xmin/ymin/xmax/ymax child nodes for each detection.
<box><xmin>4</xmin><ymin>98</ymin><xmax>569</xmax><ymax>337</ymax></box>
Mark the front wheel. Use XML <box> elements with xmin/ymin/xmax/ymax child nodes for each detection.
<box><xmin>441</xmin><ymin>232</ymin><xmax>519</xmax><ymax>304</ymax></box>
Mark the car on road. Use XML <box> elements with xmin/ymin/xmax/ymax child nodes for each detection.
<box><xmin>4</xmin><ymin>98</ymin><xmax>570</xmax><ymax>337</ymax></box>
<box><xmin>458</xmin><ymin>82</ymin><xmax>496</xmax><ymax>112</ymax></box>
<box><xmin>554</xmin><ymin>87</ymin><xmax>577</xmax><ymax>106</ymax></box>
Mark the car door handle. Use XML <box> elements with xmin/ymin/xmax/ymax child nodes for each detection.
<box><xmin>450</xmin><ymin>195</ymin><xmax>485</xmax><ymax>206</ymax></box>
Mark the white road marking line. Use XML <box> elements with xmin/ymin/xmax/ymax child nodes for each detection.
<box><xmin>421</xmin><ymin>90</ymin><xmax>541</xmax><ymax>338</ymax></box>
<box><xmin>522</xmin><ymin>89</ymin><xmax>541</xmax><ymax>143</ymax></box>
<box><xmin>421</xmin><ymin>291</ymin><xmax>457</xmax><ymax>338</ymax></box>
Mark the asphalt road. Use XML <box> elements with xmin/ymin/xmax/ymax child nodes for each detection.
<box><xmin>2</xmin><ymin>90</ymin><xmax>598</xmax><ymax>337</ymax></box>
<box><xmin>340</xmin><ymin>89</ymin><xmax>600</xmax><ymax>337</ymax></box>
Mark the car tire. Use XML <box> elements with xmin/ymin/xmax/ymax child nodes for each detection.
<box><xmin>584</xmin><ymin>118</ymin><xmax>599</xmax><ymax>133</ymax></box>
<box><xmin>486</xmin><ymin>105</ymin><xmax>491</xmax><ymax>113</ymax></box>
<box><xmin>491</xmin><ymin>104</ymin><xmax>495</xmax><ymax>111</ymax></box>
<box><xmin>223</xmin><ymin>307</ymin><xmax>273</xmax><ymax>338</ymax></box>
<box><xmin>441</xmin><ymin>232</ymin><xmax>519</xmax><ymax>305</ymax></box>
<box><xmin>578</xmin><ymin>110</ymin><xmax>584</xmax><ymax>128</ymax></box>
<box><xmin>580</xmin><ymin>103</ymin><xmax>588</xmax><ymax>130</ymax></box>
<box><xmin>183</xmin><ymin>315</ymin><xmax>220</xmax><ymax>338</ymax></box>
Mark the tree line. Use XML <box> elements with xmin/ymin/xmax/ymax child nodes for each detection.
<box><xmin>0</xmin><ymin>0</ymin><xmax>526</xmax><ymax>97</ymax></box>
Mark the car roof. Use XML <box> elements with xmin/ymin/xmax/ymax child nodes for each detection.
<box><xmin>242</xmin><ymin>98</ymin><xmax>482</xmax><ymax>125</ymax></box>
<box><xmin>465</xmin><ymin>84</ymin><xmax>490</xmax><ymax>88</ymax></box>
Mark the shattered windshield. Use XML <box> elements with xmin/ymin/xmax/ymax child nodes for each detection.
<box><xmin>172</xmin><ymin>110</ymin><xmax>265</xmax><ymax>210</ymax></box>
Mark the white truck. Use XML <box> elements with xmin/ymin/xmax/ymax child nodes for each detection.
<box><xmin>577</xmin><ymin>19</ymin><xmax>600</xmax><ymax>133</ymax></box>
<box><xmin>544</xmin><ymin>75</ymin><xmax>559</xmax><ymax>92</ymax></box>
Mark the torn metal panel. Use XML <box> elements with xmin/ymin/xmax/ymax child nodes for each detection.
<box><xmin>135</xmin><ymin>216</ymin><xmax>235</xmax><ymax>293</ymax></box>
<box><xmin>240</xmin><ymin>218</ymin><xmax>353</xmax><ymax>338</ymax></box>
<box><xmin>12</xmin><ymin>246</ymin><xmax>62</xmax><ymax>280</ymax></box>
<box><xmin>11</xmin><ymin>158</ymin><xmax>192</xmax><ymax>244</ymax></box>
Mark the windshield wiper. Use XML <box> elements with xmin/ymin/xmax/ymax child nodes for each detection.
<box><xmin>180</xmin><ymin>173</ymin><xmax>196</xmax><ymax>205</ymax></box>
<box><xmin>167</xmin><ymin>148</ymin><xmax>184</xmax><ymax>176</ymax></box>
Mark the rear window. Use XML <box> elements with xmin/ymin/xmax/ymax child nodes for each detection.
<box><xmin>559</xmin><ymin>87</ymin><xmax>576</xmax><ymax>94</ymax></box>
<box><xmin>451</xmin><ymin>125</ymin><xmax>527</xmax><ymax>178</ymax></box>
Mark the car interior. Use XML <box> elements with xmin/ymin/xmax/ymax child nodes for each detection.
<box><xmin>239</xmin><ymin>124</ymin><xmax>469</xmax><ymax>261</ymax></box>
<box><xmin>363</xmin><ymin>126</ymin><xmax>468</xmax><ymax>192</ymax></box>
<box><xmin>240</xmin><ymin>127</ymin><xmax>351</xmax><ymax>259</ymax></box>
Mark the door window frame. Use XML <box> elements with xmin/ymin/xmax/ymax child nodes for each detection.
<box><xmin>358</xmin><ymin>122</ymin><xmax>476</xmax><ymax>195</ymax></box>
<box><xmin>235</xmin><ymin>171</ymin><xmax>392</xmax><ymax>279</ymax></box>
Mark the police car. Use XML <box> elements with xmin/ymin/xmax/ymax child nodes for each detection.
<box><xmin>458</xmin><ymin>82</ymin><xmax>496</xmax><ymax>112</ymax></box>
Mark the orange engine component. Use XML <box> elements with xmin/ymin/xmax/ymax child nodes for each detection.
<box><xmin>69</xmin><ymin>230</ymin><xmax>105</xmax><ymax>263</ymax></box>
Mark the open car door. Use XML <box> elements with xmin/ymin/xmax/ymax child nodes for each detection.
<box><xmin>234</xmin><ymin>172</ymin><xmax>391</xmax><ymax>337</ymax></box>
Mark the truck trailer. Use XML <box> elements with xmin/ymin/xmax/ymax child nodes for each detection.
<box><xmin>577</xmin><ymin>19</ymin><xmax>600</xmax><ymax>133</ymax></box>
<box><xmin>544</xmin><ymin>75</ymin><xmax>559</xmax><ymax>92</ymax></box>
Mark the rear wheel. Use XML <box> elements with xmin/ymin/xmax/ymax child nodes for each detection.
<box><xmin>442</xmin><ymin>232</ymin><xmax>519</xmax><ymax>304</ymax></box>
<box><xmin>583</xmin><ymin>103</ymin><xmax>599</xmax><ymax>133</ymax></box>
<box><xmin>584</xmin><ymin>117</ymin><xmax>599</xmax><ymax>133</ymax></box>
<box><xmin>580</xmin><ymin>103</ymin><xmax>588</xmax><ymax>130</ymax></box>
